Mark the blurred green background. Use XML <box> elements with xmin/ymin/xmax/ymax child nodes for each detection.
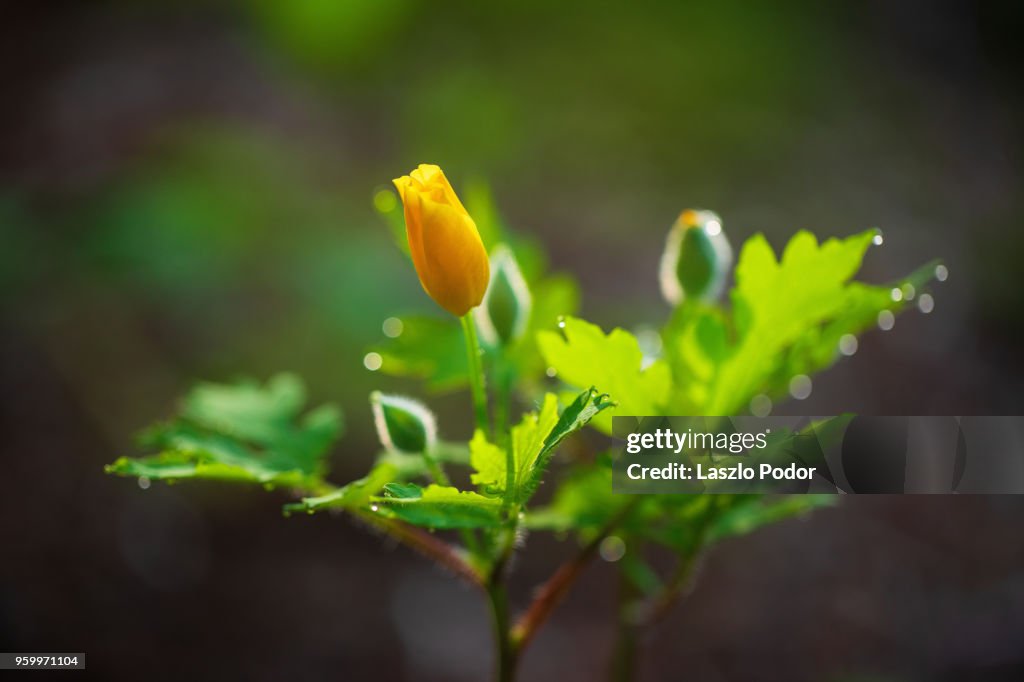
<box><xmin>2</xmin><ymin>1</ymin><xmax>1023</xmax><ymax>681</ymax></box>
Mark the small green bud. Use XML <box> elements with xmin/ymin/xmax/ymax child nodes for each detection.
<box><xmin>370</xmin><ymin>392</ymin><xmax>437</xmax><ymax>454</ymax></box>
<box><xmin>475</xmin><ymin>244</ymin><xmax>532</xmax><ymax>346</ymax></box>
<box><xmin>659</xmin><ymin>209</ymin><xmax>733</xmax><ymax>305</ymax></box>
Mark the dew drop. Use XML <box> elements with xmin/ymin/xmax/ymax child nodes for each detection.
<box><xmin>918</xmin><ymin>293</ymin><xmax>935</xmax><ymax>314</ymax></box>
<box><xmin>935</xmin><ymin>264</ymin><xmax>949</xmax><ymax>282</ymax></box>
<box><xmin>363</xmin><ymin>352</ymin><xmax>383</xmax><ymax>371</ymax></box>
<box><xmin>890</xmin><ymin>287</ymin><xmax>903</xmax><ymax>302</ymax></box>
<box><xmin>557</xmin><ymin>319</ymin><xmax>566</xmax><ymax>329</ymax></box>
<box><xmin>872</xmin><ymin>233</ymin><xmax>884</xmax><ymax>246</ymax></box>
<box><xmin>705</xmin><ymin>220</ymin><xmax>722</xmax><ymax>236</ymax></box>
<box><xmin>838</xmin><ymin>334</ymin><xmax>858</xmax><ymax>356</ymax></box>
<box><xmin>545</xmin><ymin>366</ymin><xmax>558</xmax><ymax>378</ymax></box>
<box><xmin>750</xmin><ymin>394</ymin><xmax>772</xmax><ymax>417</ymax></box>
<box><xmin>599</xmin><ymin>536</ymin><xmax>626</xmax><ymax>562</ymax></box>
<box><xmin>370</xmin><ymin>504</ymin><xmax>379</xmax><ymax>512</ymax></box>
<box><xmin>789</xmin><ymin>374</ymin><xmax>812</xmax><ymax>400</ymax></box>
<box><xmin>901</xmin><ymin>283</ymin><xmax>916</xmax><ymax>300</ymax></box>
<box><xmin>137</xmin><ymin>476</ymin><xmax>151</xmax><ymax>490</ymax></box>
<box><xmin>877</xmin><ymin>310</ymin><xmax>895</xmax><ymax>331</ymax></box>
<box><xmin>382</xmin><ymin>317</ymin><xmax>404</xmax><ymax>338</ymax></box>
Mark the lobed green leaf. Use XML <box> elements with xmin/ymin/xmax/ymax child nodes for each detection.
<box><xmin>538</xmin><ymin>318</ymin><xmax>671</xmax><ymax>432</ymax></box>
<box><xmin>105</xmin><ymin>373</ymin><xmax>342</xmax><ymax>491</ymax></box>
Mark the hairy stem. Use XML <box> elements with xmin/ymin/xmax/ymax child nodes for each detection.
<box><xmin>511</xmin><ymin>498</ymin><xmax>640</xmax><ymax>651</ymax></box>
<box><xmin>461</xmin><ymin>313</ymin><xmax>490</xmax><ymax>437</ymax></box>
<box><xmin>353</xmin><ymin>509</ymin><xmax>483</xmax><ymax>588</ymax></box>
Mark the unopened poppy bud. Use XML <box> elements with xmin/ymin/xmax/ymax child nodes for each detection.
<box><xmin>659</xmin><ymin>209</ymin><xmax>733</xmax><ymax>305</ymax></box>
<box><xmin>392</xmin><ymin>164</ymin><xmax>490</xmax><ymax>317</ymax></box>
<box><xmin>474</xmin><ymin>245</ymin><xmax>532</xmax><ymax>346</ymax></box>
<box><xmin>370</xmin><ymin>392</ymin><xmax>437</xmax><ymax>454</ymax></box>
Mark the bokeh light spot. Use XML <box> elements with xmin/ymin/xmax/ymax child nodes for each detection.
<box><xmin>599</xmin><ymin>536</ymin><xmax>626</xmax><ymax>562</ymax></box>
<box><xmin>839</xmin><ymin>334</ymin><xmax>858</xmax><ymax>356</ymax></box>
<box><xmin>750</xmin><ymin>394</ymin><xmax>772</xmax><ymax>417</ymax></box>
<box><xmin>382</xmin><ymin>317</ymin><xmax>404</xmax><ymax>338</ymax></box>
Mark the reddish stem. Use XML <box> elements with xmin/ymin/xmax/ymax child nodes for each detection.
<box><xmin>510</xmin><ymin>499</ymin><xmax>639</xmax><ymax>651</ymax></box>
<box><xmin>354</xmin><ymin>509</ymin><xmax>484</xmax><ymax>588</ymax></box>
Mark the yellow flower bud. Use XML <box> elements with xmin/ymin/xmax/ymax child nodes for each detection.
<box><xmin>392</xmin><ymin>164</ymin><xmax>490</xmax><ymax>317</ymax></box>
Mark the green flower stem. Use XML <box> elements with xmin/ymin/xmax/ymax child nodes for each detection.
<box><xmin>461</xmin><ymin>313</ymin><xmax>490</xmax><ymax>437</ymax></box>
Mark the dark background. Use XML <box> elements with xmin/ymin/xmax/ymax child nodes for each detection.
<box><xmin>2</xmin><ymin>1</ymin><xmax>1023</xmax><ymax>680</ymax></box>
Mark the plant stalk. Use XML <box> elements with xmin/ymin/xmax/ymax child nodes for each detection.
<box><xmin>487</xmin><ymin>582</ymin><xmax>519</xmax><ymax>682</ymax></box>
<box><xmin>610</xmin><ymin>566</ymin><xmax>640</xmax><ymax>682</ymax></box>
<box><xmin>461</xmin><ymin>313</ymin><xmax>490</xmax><ymax>437</ymax></box>
<box><xmin>353</xmin><ymin>509</ymin><xmax>483</xmax><ymax>588</ymax></box>
<box><xmin>511</xmin><ymin>498</ymin><xmax>640</xmax><ymax>651</ymax></box>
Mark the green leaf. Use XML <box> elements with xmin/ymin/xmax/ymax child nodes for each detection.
<box><xmin>382</xmin><ymin>481</ymin><xmax>423</xmax><ymax>498</ymax></box>
<box><xmin>284</xmin><ymin>462</ymin><xmax>398</xmax><ymax>515</ymax></box>
<box><xmin>468</xmin><ymin>394</ymin><xmax>559</xmax><ymax>501</ymax></box>
<box><xmin>105</xmin><ymin>373</ymin><xmax>342</xmax><ymax>491</ymax></box>
<box><xmin>519</xmin><ymin>388</ymin><xmax>614</xmax><ymax>501</ymax></box>
<box><xmin>469</xmin><ymin>429</ymin><xmax>507</xmax><ymax>495</ymax></box>
<box><xmin>538</xmin><ymin>317</ymin><xmax>672</xmax><ymax>432</ymax></box>
<box><xmin>663</xmin><ymin>230</ymin><xmax>938</xmax><ymax>414</ymax></box>
<box><xmin>509</xmin><ymin>394</ymin><xmax>561</xmax><ymax>489</ymax></box>
<box><xmin>374</xmin><ymin>483</ymin><xmax>503</xmax><ymax>529</ymax></box>
<box><xmin>709</xmin><ymin>230</ymin><xmax>875</xmax><ymax>413</ymax></box>
<box><xmin>470</xmin><ymin>390</ymin><xmax>614</xmax><ymax>504</ymax></box>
